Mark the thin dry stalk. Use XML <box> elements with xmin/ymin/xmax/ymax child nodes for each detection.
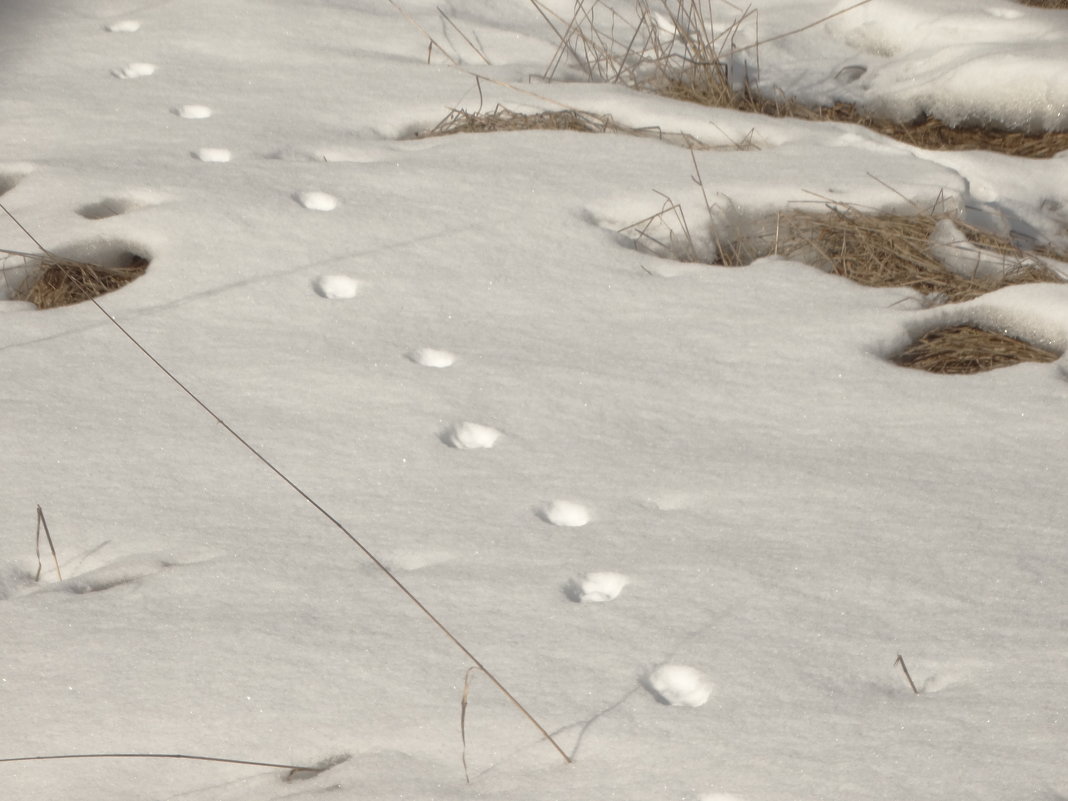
<box><xmin>620</xmin><ymin>192</ymin><xmax>704</xmax><ymax>262</ymax></box>
<box><xmin>894</xmin><ymin>654</ymin><xmax>920</xmax><ymax>694</ymax></box>
<box><xmin>893</xmin><ymin>325</ymin><xmax>1060</xmax><ymax>374</ymax></box>
<box><xmin>35</xmin><ymin>505</ymin><xmax>62</xmax><ymax>582</ymax></box>
<box><xmin>438</xmin><ymin>7</ymin><xmax>491</xmax><ymax>65</ymax></box>
<box><xmin>0</xmin><ymin>752</ymin><xmax>327</xmax><ymax>774</ymax></box>
<box><xmin>460</xmin><ymin>666</ymin><xmax>482</xmax><ymax>783</ymax></box>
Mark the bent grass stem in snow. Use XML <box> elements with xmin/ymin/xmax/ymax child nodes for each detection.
<box><xmin>0</xmin><ymin>201</ymin><xmax>572</xmax><ymax>771</ymax></box>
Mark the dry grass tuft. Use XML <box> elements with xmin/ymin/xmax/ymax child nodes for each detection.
<box><xmin>771</xmin><ymin>204</ymin><xmax>1066</xmax><ymax>303</ymax></box>
<box><xmin>425</xmin><ymin>104</ymin><xmax>620</xmax><ymax>136</ymax></box>
<box><xmin>419</xmin><ymin>102</ymin><xmax>734</xmax><ymax>149</ymax></box>
<box><xmin>1014</xmin><ymin>0</ymin><xmax>1068</xmax><ymax>7</ymax></box>
<box><xmin>2</xmin><ymin>250</ymin><xmax>149</xmax><ymax>309</ymax></box>
<box><xmin>893</xmin><ymin>325</ymin><xmax>1061</xmax><ymax>373</ymax></box>
<box><xmin>534</xmin><ymin>0</ymin><xmax>1068</xmax><ymax>157</ymax></box>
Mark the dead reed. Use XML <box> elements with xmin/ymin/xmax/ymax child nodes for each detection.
<box><xmin>1</xmin><ymin>250</ymin><xmax>148</xmax><ymax>309</ymax></box>
<box><xmin>893</xmin><ymin>325</ymin><xmax>1060</xmax><ymax>374</ymax></box>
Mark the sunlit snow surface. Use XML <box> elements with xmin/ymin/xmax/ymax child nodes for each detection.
<box><xmin>0</xmin><ymin>1</ymin><xmax>1066</xmax><ymax>800</ymax></box>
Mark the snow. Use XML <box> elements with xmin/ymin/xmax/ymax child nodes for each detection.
<box><xmin>0</xmin><ymin>1</ymin><xmax>1066</xmax><ymax>800</ymax></box>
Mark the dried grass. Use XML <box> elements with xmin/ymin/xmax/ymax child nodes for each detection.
<box><xmin>1014</xmin><ymin>0</ymin><xmax>1068</xmax><ymax>7</ymax></box>
<box><xmin>893</xmin><ymin>325</ymin><xmax>1060</xmax><ymax>374</ymax></box>
<box><xmin>533</xmin><ymin>0</ymin><xmax>1068</xmax><ymax>158</ymax></box>
<box><xmin>419</xmin><ymin>102</ymin><xmax>737</xmax><ymax>149</ymax></box>
<box><xmin>2</xmin><ymin>249</ymin><xmax>148</xmax><ymax>309</ymax></box>
<box><xmin>771</xmin><ymin>204</ymin><xmax>1065</xmax><ymax>303</ymax></box>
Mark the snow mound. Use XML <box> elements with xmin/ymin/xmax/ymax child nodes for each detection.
<box><xmin>111</xmin><ymin>62</ymin><xmax>155</xmax><ymax>79</ymax></box>
<box><xmin>313</xmin><ymin>274</ymin><xmax>359</xmax><ymax>299</ymax></box>
<box><xmin>439</xmin><ymin>422</ymin><xmax>500</xmax><ymax>449</ymax></box>
<box><xmin>173</xmin><ymin>104</ymin><xmax>212</xmax><ymax>120</ymax></box>
<box><xmin>192</xmin><ymin>148</ymin><xmax>231</xmax><ymax>163</ymax></box>
<box><xmin>294</xmin><ymin>191</ymin><xmax>338</xmax><ymax>211</ymax></box>
<box><xmin>566</xmin><ymin>571</ymin><xmax>628</xmax><ymax>602</ymax></box>
<box><xmin>104</xmin><ymin>20</ymin><xmax>141</xmax><ymax>33</ymax></box>
<box><xmin>406</xmin><ymin>348</ymin><xmax>456</xmax><ymax>368</ymax></box>
<box><xmin>646</xmin><ymin>664</ymin><xmax>714</xmax><ymax>707</ymax></box>
<box><xmin>537</xmin><ymin>500</ymin><xmax>591</xmax><ymax>527</ymax></box>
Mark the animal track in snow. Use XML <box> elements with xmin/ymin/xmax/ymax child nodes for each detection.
<box><xmin>1</xmin><ymin>553</ymin><xmax>205</xmax><ymax>600</ymax></box>
<box><xmin>381</xmin><ymin>549</ymin><xmax>454</xmax><ymax>571</ymax></box>
<box><xmin>645</xmin><ymin>664</ymin><xmax>714</xmax><ymax>707</ymax></box>
<box><xmin>192</xmin><ymin>148</ymin><xmax>231</xmax><ymax>163</ymax></box>
<box><xmin>111</xmin><ymin>62</ymin><xmax>156</xmax><ymax>79</ymax></box>
<box><xmin>536</xmin><ymin>500</ymin><xmax>590</xmax><ymax>527</ymax></box>
<box><xmin>313</xmin><ymin>274</ymin><xmax>359</xmax><ymax>299</ymax></box>
<box><xmin>0</xmin><ymin>164</ymin><xmax>32</xmax><ymax>196</ymax></box>
<box><xmin>172</xmin><ymin>104</ymin><xmax>212</xmax><ymax>119</ymax></box>
<box><xmin>294</xmin><ymin>191</ymin><xmax>338</xmax><ymax>211</ymax></box>
<box><xmin>104</xmin><ymin>20</ymin><xmax>141</xmax><ymax>32</ymax></box>
<box><xmin>439</xmin><ymin>422</ymin><xmax>500</xmax><ymax>449</ymax></box>
<box><xmin>77</xmin><ymin>191</ymin><xmax>161</xmax><ymax>220</ymax></box>
<box><xmin>406</xmin><ymin>348</ymin><xmax>456</xmax><ymax>368</ymax></box>
<box><xmin>266</xmin><ymin>140</ymin><xmax>442</xmax><ymax>164</ymax></box>
<box><xmin>565</xmin><ymin>572</ymin><xmax>628</xmax><ymax>602</ymax></box>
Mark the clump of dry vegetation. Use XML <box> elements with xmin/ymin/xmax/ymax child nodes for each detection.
<box><xmin>2</xmin><ymin>249</ymin><xmax>149</xmax><ymax>309</ymax></box>
<box><xmin>1014</xmin><ymin>0</ymin><xmax>1068</xmax><ymax>8</ymax></box>
<box><xmin>770</xmin><ymin>203</ymin><xmax>1065</xmax><ymax>303</ymax></box>
<box><xmin>418</xmin><ymin>101</ymin><xmax>742</xmax><ymax>149</ymax></box>
<box><xmin>893</xmin><ymin>325</ymin><xmax>1060</xmax><ymax>374</ymax></box>
<box><xmin>532</xmin><ymin>0</ymin><xmax>1068</xmax><ymax>157</ymax></box>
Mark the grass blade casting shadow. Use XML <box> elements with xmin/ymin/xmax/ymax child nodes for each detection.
<box><xmin>0</xmin><ymin>201</ymin><xmax>572</xmax><ymax>771</ymax></box>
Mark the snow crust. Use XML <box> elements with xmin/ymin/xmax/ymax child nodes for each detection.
<box><xmin>0</xmin><ymin>1</ymin><xmax>1066</xmax><ymax>800</ymax></box>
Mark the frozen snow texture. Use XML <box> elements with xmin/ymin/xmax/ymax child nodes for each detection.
<box><xmin>173</xmin><ymin>104</ymin><xmax>212</xmax><ymax>119</ymax></box>
<box><xmin>192</xmin><ymin>148</ymin><xmax>231</xmax><ymax>163</ymax></box>
<box><xmin>313</xmin><ymin>274</ymin><xmax>359</xmax><ymax>299</ymax></box>
<box><xmin>104</xmin><ymin>20</ymin><xmax>141</xmax><ymax>32</ymax></box>
<box><xmin>294</xmin><ymin>191</ymin><xmax>338</xmax><ymax>211</ymax></box>
<box><xmin>567</xmin><ymin>571</ymin><xmax>628</xmax><ymax>602</ymax></box>
<box><xmin>111</xmin><ymin>62</ymin><xmax>155</xmax><ymax>79</ymax></box>
<box><xmin>439</xmin><ymin>422</ymin><xmax>500</xmax><ymax>449</ymax></box>
<box><xmin>647</xmin><ymin>664</ymin><xmax>714</xmax><ymax>707</ymax></box>
<box><xmin>406</xmin><ymin>348</ymin><xmax>456</xmax><ymax>368</ymax></box>
<box><xmin>537</xmin><ymin>499</ymin><xmax>591</xmax><ymax>527</ymax></box>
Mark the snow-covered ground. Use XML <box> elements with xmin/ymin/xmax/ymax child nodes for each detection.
<box><xmin>1</xmin><ymin>1</ymin><xmax>1066</xmax><ymax>800</ymax></box>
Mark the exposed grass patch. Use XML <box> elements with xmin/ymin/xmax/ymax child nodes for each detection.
<box><xmin>1014</xmin><ymin>0</ymin><xmax>1068</xmax><ymax>8</ymax></box>
<box><xmin>2</xmin><ymin>249</ymin><xmax>149</xmax><ymax>309</ymax></box>
<box><xmin>624</xmin><ymin>191</ymin><xmax>1066</xmax><ymax>303</ymax></box>
<box><xmin>418</xmin><ymin>102</ymin><xmax>746</xmax><ymax>149</ymax></box>
<box><xmin>771</xmin><ymin>204</ymin><xmax>1065</xmax><ymax>303</ymax></box>
<box><xmin>893</xmin><ymin>325</ymin><xmax>1061</xmax><ymax>374</ymax></box>
<box><xmin>534</xmin><ymin>0</ymin><xmax>1068</xmax><ymax>157</ymax></box>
